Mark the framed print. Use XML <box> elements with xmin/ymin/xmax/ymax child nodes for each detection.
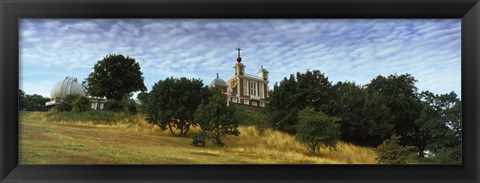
<box><xmin>1</xmin><ymin>0</ymin><xmax>479</xmax><ymax>182</ymax></box>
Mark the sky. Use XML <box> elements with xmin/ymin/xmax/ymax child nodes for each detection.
<box><xmin>19</xmin><ymin>19</ymin><xmax>461</xmax><ymax>99</ymax></box>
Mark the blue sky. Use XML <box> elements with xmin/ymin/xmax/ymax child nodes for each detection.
<box><xmin>20</xmin><ymin>19</ymin><xmax>461</xmax><ymax>99</ymax></box>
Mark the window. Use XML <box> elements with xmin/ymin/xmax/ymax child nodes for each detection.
<box><xmin>243</xmin><ymin>80</ymin><xmax>249</xmax><ymax>96</ymax></box>
<box><xmin>252</xmin><ymin>101</ymin><xmax>258</xmax><ymax>106</ymax></box>
<box><xmin>233</xmin><ymin>98</ymin><xmax>238</xmax><ymax>103</ymax></box>
<box><xmin>259</xmin><ymin>83</ymin><xmax>264</xmax><ymax>98</ymax></box>
<box><xmin>260</xmin><ymin>102</ymin><xmax>265</xmax><ymax>107</ymax></box>
<box><xmin>250</xmin><ymin>81</ymin><xmax>257</xmax><ymax>96</ymax></box>
<box><xmin>244</xmin><ymin>100</ymin><xmax>249</xmax><ymax>105</ymax></box>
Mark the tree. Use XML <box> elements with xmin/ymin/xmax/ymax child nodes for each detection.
<box><xmin>416</xmin><ymin>91</ymin><xmax>461</xmax><ymax>164</ymax></box>
<box><xmin>20</xmin><ymin>91</ymin><xmax>50</xmax><ymax>111</ymax></box>
<box><xmin>19</xmin><ymin>89</ymin><xmax>27</xmax><ymax>110</ymax></box>
<box><xmin>103</xmin><ymin>100</ymin><xmax>124</xmax><ymax>112</ymax></box>
<box><xmin>430</xmin><ymin>147</ymin><xmax>461</xmax><ymax>164</ymax></box>
<box><xmin>332</xmin><ymin>82</ymin><xmax>395</xmax><ymax>147</ymax></box>
<box><xmin>267</xmin><ymin>70</ymin><xmax>334</xmax><ymax>134</ymax></box>
<box><xmin>376</xmin><ymin>134</ymin><xmax>416</xmax><ymax>164</ymax></box>
<box><xmin>137</xmin><ymin>91</ymin><xmax>150</xmax><ymax>113</ymax></box>
<box><xmin>143</xmin><ymin>77</ymin><xmax>210</xmax><ymax>136</ymax></box>
<box><xmin>296</xmin><ymin>107</ymin><xmax>340</xmax><ymax>154</ymax></box>
<box><xmin>72</xmin><ymin>95</ymin><xmax>90</xmax><ymax>112</ymax></box>
<box><xmin>84</xmin><ymin>54</ymin><xmax>146</xmax><ymax>101</ymax></box>
<box><xmin>267</xmin><ymin>74</ymin><xmax>298</xmax><ymax>133</ymax></box>
<box><xmin>194</xmin><ymin>89</ymin><xmax>240</xmax><ymax>146</ymax></box>
<box><xmin>366</xmin><ymin>74</ymin><xmax>426</xmax><ymax>156</ymax></box>
<box><xmin>123</xmin><ymin>98</ymin><xmax>138</xmax><ymax>115</ymax></box>
<box><xmin>55</xmin><ymin>94</ymin><xmax>89</xmax><ymax>112</ymax></box>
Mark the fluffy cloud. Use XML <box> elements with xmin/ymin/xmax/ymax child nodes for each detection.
<box><xmin>20</xmin><ymin>19</ymin><xmax>460</xmax><ymax>98</ymax></box>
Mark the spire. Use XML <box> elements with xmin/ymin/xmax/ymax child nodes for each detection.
<box><xmin>236</xmin><ymin>48</ymin><xmax>242</xmax><ymax>63</ymax></box>
<box><xmin>217</xmin><ymin>73</ymin><xmax>219</xmax><ymax>78</ymax></box>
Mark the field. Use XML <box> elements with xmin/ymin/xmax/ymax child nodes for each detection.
<box><xmin>19</xmin><ymin>111</ymin><xmax>378</xmax><ymax>164</ymax></box>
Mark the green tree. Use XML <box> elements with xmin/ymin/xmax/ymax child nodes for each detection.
<box><xmin>22</xmin><ymin>93</ymin><xmax>50</xmax><ymax>111</ymax></box>
<box><xmin>19</xmin><ymin>89</ymin><xmax>27</xmax><ymax>110</ymax></box>
<box><xmin>333</xmin><ymin>82</ymin><xmax>395</xmax><ymax>147</ymax></box>
<box><xmin>55</xmin><ymin>101</ymin><xmax>72</xmax><ymax>112</ymax></box>
<box><xmin>72</xmin><ymin>95</ymin><xmax>90</xmax><ymax>112</ymax></box>
<box><xmin>267</xmin><ymin>70</ymin><xmax>334</xmax><ymax>134</ymax></box>
<box><xmin>430</xmin><ymin>147</ymin><xmax>461</xmax><ymax>164</ymax></box>
<box><xmin>267</xmin><ymin>74</ymin><xmax>298</xmax><ymax>133</ymax></box>
<box><xmin>376</xmin><ymin>134</ymin><xmax>416</xmax><ymax>164</ymax></box>
<box><xmin>416</xmin><ymin>91</ymin><xmax>461</xmax><ymax>164</ymax></box>
<box><xmin>84</xmin><ymin>54</ymin><xmax>146</xmax><ymax>101</ymax></box>
<box><xmin>123</xmin><ymin>98</ymin><xmax>138</xmax><ymax>115</ymax></box>
<box><xmin>296</xmin><ymin>107</ymin><xmax>340</xmax><ymax>154</ymax></box>
<box><xmin>194</xmin><ymin>89</ymin><xmax>240</xmax><ymax>146</ymax></box>
<box><xmin>103</xmin><ymin>100</ymin><xmax>124</xmax><ymax>112</ymax></box>
<box><xmin>55</xmin><ymin>94</ymin><xmax>89</xmax><ymax>112</ymax></box>
<box><xmin>143</xmin><ymin>77</ymin><xmax>210</xmax><ymax>136</ymax></box>
<box><xmin>137</xmin><ymin>91</ymin><xmax>150</xmax><ymax>113</ymax></box>
<box><xmin>367</xmin><ymin>74</ymin><xmax>426</xmax><ymax>156</ymax></box>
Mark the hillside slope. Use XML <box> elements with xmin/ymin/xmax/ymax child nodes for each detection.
<box><xmin>19</xmin><ymin>112</ymin><xmax>378</xmax><ymax>164</ymax></box>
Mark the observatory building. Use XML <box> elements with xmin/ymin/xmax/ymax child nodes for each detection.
<box><xmin>209</xmin><ymin>49</ymin><xmax>269</xmax><ymax>108</ymax></box>
<box><xmin>45</xmin><ymin>76</ymin><xmax>105</xmax><ymax>110</ymax></box>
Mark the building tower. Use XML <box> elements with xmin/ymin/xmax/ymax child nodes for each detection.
<box><xmin>209</xmin><ymin>48</ymin><xmax>270</xmax><ymax>108</ymax></box>
<box><xmin>233</xmin><ymin>48</ymin><xmax>245</xmax><ymax>76</ymax></box>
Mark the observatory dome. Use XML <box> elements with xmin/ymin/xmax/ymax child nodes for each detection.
<box><xmin>208</xmin><ymin>73</ymin><xmax>227</xmax><ymax>88</ymax></box>
<box><xmin>50</xmin><ymin>76</ymin><xmax>86</xmax><ymax>99</ymax></box>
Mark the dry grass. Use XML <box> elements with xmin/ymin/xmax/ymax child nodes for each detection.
<box><xmin>19</xmin><ymin>111</ymin><xmax>378</xmax><ymax>164</ymax></box>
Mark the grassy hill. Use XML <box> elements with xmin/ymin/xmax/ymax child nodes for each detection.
<box><xmin>19</xmin><ymin>111</ymin><xmax>378</xmax><ymax>164</ymax></box>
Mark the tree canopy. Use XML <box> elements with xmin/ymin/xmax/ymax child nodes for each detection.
<box><xmin>416</xmin><ymin>91</ymin><xmax>461</xmax><ymax>164</ymax></box>
<box><xmin>266</xmin><ymin>71</ymin><xmax>461</xmax><ymax>162</ymax></box>
<box><xmin>332</xmin><ymin>82</ymin><xmax>395</xmax><ymax>147</ymax></box>
<box><xmin>84</xmin><ymin>54</ymin><xmax>146</xmax><ymax>101</ymax></box>
<box><xmin>55</xmin><ymin>94</ymin><xmax>90</xmax><ymax>112</ymax></box>
<box><xmin>266</xmin><ymin>70</ymin><xmax>334</xmax><ymax>133</ymax></box>
<box><xmin>296</xmin><ymin>107</ymin><xmax>340</xmax><ymax>154</ymax></box>
<box><xmin>142</xmin><ymin>77</ymin><xmax>210</xmax><ymax>136</ymax></box>
<box><xmin>194</xmin><ymin>89</ymin><xmax>240</xmax><ymax>146</ymax></box>
<box><xmin>19</xmin><ymin>89</ymin><xmax>50</xmax><ymax>111</ymax></box>
<box><xmin>366</xmin><ymin>74</ymin><xmax>426</xmax><ymax>155</ymax></box>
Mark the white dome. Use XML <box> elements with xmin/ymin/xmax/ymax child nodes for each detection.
<box><xmin>208</xmin><ymin>74</ymin><xmax>227</xmax><ymax>88</ymax></box>
<box><xmin>50</xmin><ymin>76</ymin><xmax>86</xmax><ymax>99</ymax></box>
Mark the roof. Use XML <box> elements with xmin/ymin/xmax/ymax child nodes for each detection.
<box><xmin>208</xmin><ymin>74</ymin><xmax>227</xmax><ymax>88</ymax></box>
<box><xmin>258</xmin><ymin>66</ymin><xmax>269</xmax><ymax>74</ymax></box>
<box><xmin>50</xmin><ymin>76</ymin><xmax>86</xmax><ymax>99</ymax></box>
<box><xmin>233</xmin><ymin>62</ymin><xmax>245</xmax><ymax>68</ymax></box>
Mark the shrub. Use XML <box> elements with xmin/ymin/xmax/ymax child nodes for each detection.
<box><xmin>192</xmin><ymin>131</ymin><xmax>207</xmax><ymax>147</ymax></box>
<box><xmin>123</xmin><ymin>99</ymin><xmax>138</xmax><ymax>115</ymax></box>
<box><xmin>55</xmin><ymin>94</ymin><xmax>88</xmax><ymax>112</ymax></box>
<box><xmin>72</xmin><ymin>96</ymin><xmax>90</xmax><ymax>112</ymax></box>
<box><xmin>296</xmin><ymin>107</ymin><xmax>341</xmax><ymax>154</ymax></box>
<box><xmin>55</xmin><ymin>101</ymin><xmax>72</xmax><ymax>112</ymax></box>
<box><xmin>430</xmin><ymin>147</ymin><xmax>461</xmax><ymax>164</ymax></box>
<box><xmin>376</xmin><ymin>134</ymin><xmax>416</xmax><ymax>164</ymax></box>
<box><xmin>46</xmin><ymin>110</ymin><xmax>130</xmax><ymax>122</ymax></box>
<box><xmin>103</xmin><ymin>100</ymin><xmax>123</xmax><ymax>112</ymax></box>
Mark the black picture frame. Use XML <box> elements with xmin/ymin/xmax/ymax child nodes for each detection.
<box><xmin>1</xmin><ymin>0</ymin><xmax>479</xmax><ymax>182</ymax></box>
